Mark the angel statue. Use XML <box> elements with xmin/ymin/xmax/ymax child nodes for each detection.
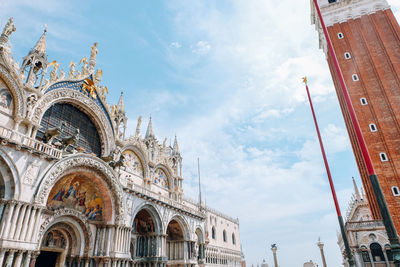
<box><xmin>94</xmin><ymin>69</ymin><xmax>103</xmax><ymax>85</ymax></box>
<box><xmin>99</xmin><ymin>86</ymin><xmax>108</xmax><ymax>97</ymax></box>
<box><xmin>49</xmin><ymin>61</ymin><xmax>59</xmax><ymax>82</ymax></box>
<box><xmin>68</xmin><ymin>61</ymin><xmax>76</xmax><ymax>79</ymax></box>
<box><xmin>79</xmin><ymin>56</ymin><xmax>89</xmax><ymax>77</ymax></box>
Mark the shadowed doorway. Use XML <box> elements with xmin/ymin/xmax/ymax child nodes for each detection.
<box><xmin>35</xmin><ymin>251</ymin><xmax>59</xmax><ymax>267</ymax></box>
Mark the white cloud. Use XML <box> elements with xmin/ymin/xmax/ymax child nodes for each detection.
<box><xmin>164</xmin><ymin>0</ymin><xmax>361</xmax><ymax>266</ymax></box>
<box><xmin>192</xmin><ymin>40</ymin><xmax>211</xmax><ymax>54</ymax></box>
<box><xmin>170</xmin><ymin>41</ymin><xmax>182</xmax><ymax>48</ymax></box>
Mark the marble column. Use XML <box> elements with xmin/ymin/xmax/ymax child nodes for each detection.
<box><xmin>4</xmin><ymin>250</ymin><xmax>16</xmax><ymax>267</ymax></box>
<box><xmin>0</xmin><ymin>249</ymin><xmax>6</xmax><ymax>266</ymax></box>
<box><xmin>29</xmin><ymin>251</ymin><xmax>40</xmax><ymax>267</ymax></box>
<box><xmin>1</xmin><ymin>202</ymin><xmax>15</xmax><ymax>238</ymax></box>
<box><xmin>101</xmin><ymin>227</ymin><xmax>107</xmax><ymax>256</ymax></box>
<box><xmin>19</xmin><ymin>205</ymin><xmax>32</xmax><ymax>240</ymax></box>
<box><xmin>24</xmin><ymin>207</ymin><xmax>37</xmax><ymax>241</ymax></box>
<box><xmin>13</xmin><ymin>204</ymin><xmax>27</xmax><ymax>239</ymax></box>
<box><xmin>29</xmin><ymin>207</ymin><xmax>41</xmax><ymax>242</ymax></box>
<box><xmin>12</xmin><ymin>251</ymin><xmax>23</xmax><ymax>267</ymax></box>
<box><xmin>367</xmin><ymin>250</ymin><xmax>375</xmax><ymax>267</ymax></box>
<box><xmin>22</xmin><ymin>252</ymin><xmax>31</xmax><ymax>267</ymax></box>
<box><xmin>383</xmin><ymin>250</ymin><xmax>390</xmax><ymax>267</ymax></box>
<box><xmin>115</xmin><ymin>227</ymin><xmax>121</xmax><ymax>252</ymax></box>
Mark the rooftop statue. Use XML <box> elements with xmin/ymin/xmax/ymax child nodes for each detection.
<box><xmin>1</xmin><ymin>18</ymin><xmax>16</xmax><ymax>39</ymax></box>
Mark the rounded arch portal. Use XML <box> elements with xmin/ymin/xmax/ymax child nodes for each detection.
<box><xmin>36</xmin><ymin>215</ymin><xmax>91</xmax><ymax>267</ymax></box>
<box><xmin>131</xmin><ymin>205</ymin><xmax>164</xmax><ymax>263</ymax></box>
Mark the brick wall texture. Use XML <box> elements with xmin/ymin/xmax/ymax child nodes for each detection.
<box><xmin>326</xmin><ymin>9</ymin><xmax>400</xmax><ymax>230</ymax></box>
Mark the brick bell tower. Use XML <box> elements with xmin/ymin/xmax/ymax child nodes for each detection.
<box><xmin>311</xmin><ymin>0</ymin><xmax>400</xmax><ymax>230</ymax></box>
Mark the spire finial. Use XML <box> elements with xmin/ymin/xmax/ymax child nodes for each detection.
<box><xmin>135</xmin><ymin>115</ymin><xmax>142</xmax><ymax>137</ymax></box>
<box><xmin>31</xmin><ymin>27</ymin><xmax>47</xmax><ymax>58</ymax></box>
<box><xmin>173</xmin><ymin>134</ymin><xmax>180</xmax><ymax>154</ymax></box>
<box><xmin>352</xmin><ymin>177</ymin><xmax>361</xmax><ymax>201</ymax></box>
<box><xmin>145</xmin><ymin>116</ymin><xmax>154</xmax><ymax>138</ymax></box>
<box><xmin>117</xmin><ymin>89</ymin><xmax>125</xmax><ymax>113</ymax></box>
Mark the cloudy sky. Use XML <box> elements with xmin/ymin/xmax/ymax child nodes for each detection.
<box><xmin>2</xmin><ymin>0</ymin><xmax>400</xmax><ymax>266</ymax></box>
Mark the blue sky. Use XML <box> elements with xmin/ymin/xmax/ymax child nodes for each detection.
<box><xmin>2</xmin><ymin>0</ymin><xmax>400</xmax><ymax>266</ymax></box>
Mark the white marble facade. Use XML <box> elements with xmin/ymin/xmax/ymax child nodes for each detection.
<box><xmin>0</xmin><ymin>18</ymin><xmax>243</xmax><ymax>267</ymax></box>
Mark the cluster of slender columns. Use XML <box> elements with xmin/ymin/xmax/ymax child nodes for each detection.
<box><xmin>355</xmin><ymin>249</ymin><xmax>393</xmax><ymax>267</ymax></box>
<box><xmin>205</xmin><ymin>247</ymin><xmax>241</xmax><ymax>266</ymax></box>
<box><xmin>0</xmin><ymin>249</ymin><xmax>38</xmax><ymax>267</ymax></box>
<box><xmin>134</xmin><ymin>234</ymin><xmax>166</xmax><ymax>258</ymax></box>
<box><xmin>113</xmin><ymin>226</ymin><xmax>132</xmax><ymax>254</ymax></box>
<box><xmin>94</xmin><ymin>226</ymin><xmax>113</xmax><ymax>257</ymax></box>
<box><xmin>0</xmin><ymin>201</ymin><xmax>42</xmax><ymax>243</ymax></box>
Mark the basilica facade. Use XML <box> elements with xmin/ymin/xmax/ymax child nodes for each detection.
<box><xmin>0</xmin><ymin>18</ymin><xmax>243</xmax><ymax>267</ymax></box>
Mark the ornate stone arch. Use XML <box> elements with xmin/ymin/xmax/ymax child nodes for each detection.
<box><xmin>195</xmin><ymin>225</ymin><xmax>205</xmax><ymax>243</ymax></box>
<box><xmin>166</xmin><ymin>214</ymin><xmax>191</xmax><ymax>240</ymax></box>
<box><xmin>0</xmin><ymin>63</ymin><xmax>25</xmax><ymax>119</ymax></box>
<box><xmin>154</xmin><ymin>164</ymin><xmax>174</xmax><ymax>189</ymax></box>
<box><xmin>34</xmin><ymin>154</ymin><xmax>125</xmax><ymax>224</ymax></box>
<box><xmin>121</xmin><ymin>144</ymin><xmax>148</xmax><ymax>178</ymax></box>
<box><xmin>29</xmin><ymin>88</ymin><xmax>114</xmax><ymax>156</ymax></box>
<box><xmin>0</xmin><ymin>147</ymin><xmax>20</xmax><ymax>199</ymax></box>
<box><xmin>38</xmin><ymin>208</ymin><xmax>94</xmax><ymax>256</ymax></box>
<box><xmin>131</xmin><ymin>203</ymin><xmax>163</xmax><ymax>235</ymax></box>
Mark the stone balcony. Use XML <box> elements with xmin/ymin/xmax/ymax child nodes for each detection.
<box><xmin>0</xmin><ymin>125</ymin><xmax>62</xmax><ymax>159</ymax></box>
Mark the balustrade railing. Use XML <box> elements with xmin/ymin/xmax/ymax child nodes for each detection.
<box><xmin>131</xmin><ymin>184</ymin><xmax>204</xmax><ymax>218</ymax></box>
<box><xmin>346</xmin><ymin>220</ymin><xmax>384</xmax><ymax>231</ymax></box>
<box><xmin>0</xmin><ymin>125</ymin><xmax>62</xmax><ymax>159</ymax></box>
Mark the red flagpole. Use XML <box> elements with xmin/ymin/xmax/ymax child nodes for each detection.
<box><xmin>312</xmin><ymin>1</ymin><xmax>400</xmax><ymax>265</ymax></box>
<box><xmin>304</xmin><ymin>78</ymin><xmax>340</xmax><ymax>215</ymax></box>
<box><xmin>303</xmin><ymin>77</ymin><xmax>354</xmax><ymax>266</ymax></box>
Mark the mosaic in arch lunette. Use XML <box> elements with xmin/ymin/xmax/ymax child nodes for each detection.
<box><xmin>47</xmin><ymin>174</ymin><xmax>104</xmax><ymax>221</ymax></box>
<box><xmin>122</xmin><ymin>150</ymin><xmax>144</xmax><ymax>177</ymax></box>
<box><xmin>0</xmin><ymin>79</ymin><xmax>13</xmax><ymax>115</ymax></box>
<box><xmin>153</xmin><ymin>168</ymin><xmax>169</xmax><ymax>189</ymax></box>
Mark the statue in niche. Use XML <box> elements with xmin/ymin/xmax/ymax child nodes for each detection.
<box><xmin>26</xmin><ymin>94</ymin><xmax>37</xmax><ymax>117</ymax></box>
<box><xmin>0</xmin><ymin>88</ymin><xmax>12</xmax><ymax>114</ymax></box>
